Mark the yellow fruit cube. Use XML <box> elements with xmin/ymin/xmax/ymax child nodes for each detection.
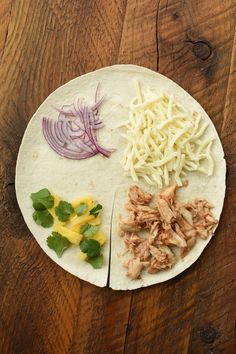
<box><xmin>48</xmin><ymin>195</ymin><xmax>60</xmax><ymax>219</ymax></box>
<box><xmin>70</xmin><ymin>213</ymin><xmax>94</xmax><ymax>226</ymax></box>
<box><xmin>92</xmin><ymin>231</ymin><xmax>107</xmax><ymax>246</ymax></box>
<box><xmin>90</xmin><ymin>215</ymin><xmax>101</xmax><ymax>226</ymax></box>
<box><xmin>53</xmin><ymin>195</ymin><xmax>60</xmax><ymax>207</ymax></box>
<box><xmin>54</xmin><ymin>224</ymin><xmax>82</xmax><ymax>245</ymax></box>
<box><xmin>71</xmin><ymin>224</ymin><xmax>81</xmax><ymax>233</ymax></box>
<box><xmin>79</xmin><ymin>251</ymin><xmax>87</xmax><ymax>261</ymax></box>
<box><xmin>48</xmin><ymin>208</ymin><xmax>57</xmax><ymax>219</ymax></box>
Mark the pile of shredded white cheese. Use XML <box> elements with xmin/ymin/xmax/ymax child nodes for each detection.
<box><xmin>119</xmin><ymin>80</ymin><xmax>214</xmax><ymax>187</ymax></box>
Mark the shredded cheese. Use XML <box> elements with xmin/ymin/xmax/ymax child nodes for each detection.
<box><xmin>119</xmin><ymin>80</ymin><xmax>214</xmax><ymax>187</ymax></box>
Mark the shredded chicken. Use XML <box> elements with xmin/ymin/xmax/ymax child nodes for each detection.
<box><xmin>128</xmin><ymin>185</ymin><xmax>152</xmax><ymax>205</ymax></box>
<box><xmin>119</xmin><ymin>184</ymin><xmax>218</xmax><ymax>280</ymax></box>
<box><xmin>124</xmin><ymin>258</ymin><xmax>146</xmax><ymax>280</ymax></box>
<box><xmin>148</xmin><ymin>245</ymin><xmax>176</xmax><ymax>273</ymax></box>
<box><xmin>120</xmin><ymin>219</ymin><xmax>141</xmax><ymax>233</ymax></box>
<box><xmin>134</xmin><ymin>239</ymin><xmax>150</xmax><ymax>261</ymax></box>
<box><xmin>124</xmin><ymin>233</ymin><xmax>143</xmax><ymax>250</ymax></box>
<box><xmin>159</xmin><ymin>184</ymin><xmax>177</xmax><ymax>205</ymax></box>
<box><xmin>157</xmin><ymin>198</ymin><xmax>176</xmax><ymax>223</ymax></box>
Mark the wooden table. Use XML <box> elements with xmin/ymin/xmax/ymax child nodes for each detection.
<box><xmin>1</xmin><ymin>1</ymin><xmax>235</xmax><ymax>353</ymax></box>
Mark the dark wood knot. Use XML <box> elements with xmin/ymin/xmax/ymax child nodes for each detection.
<box><xmin>172</xmin><ymin>12</ymin><xmax>179</xmax><ymax>20</ymax></box>
<box><xmin>200</xmin><ymin>326</ymin><xmax>217</xmax><ymax>344</ymax></box>
<box><xmin>193</xmin><ymin>41</ymin><xmax>212</xmax><ymax>60</ymax></box>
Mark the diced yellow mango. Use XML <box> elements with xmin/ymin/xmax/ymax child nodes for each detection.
<box><xmin>54</xmin><ymin>224</ymin><xmax>82</xmax><ymax>245</ymax></box>
<box><xmin>92</xmin><ymin>231</ymin><xmax>107</xmax><ymax>246</ymax></box>
<box><xmin>90</xmin><ymin>215</ymin><xmax>101</xmax><ymax>226</ymax></box>
<box><xmin>70</xmin><ymin>213</ymin><xmax>94</xmax><ymax>226</ymax></box>
<box><xmin>79</xmin><ymin>251</ymin><xmax>87</xmax><ymax>261</ymax></box>
<box><xmin>71</xmin><ymin>196</ymin><xmax>95</xmax><ymax>210</ymax></box>
<box><xmin>48</xmin><ymin>208</ymin><xmax>57</xmax><ymax>219</ymax></box>
<box><xmin>48</xmin><ymin>195</ymin><xmax>61</xmax><ymax>219</ymax></box>
<box><xmin>53</xmin><ymin>195</ymin><xmax>60</xmax><ymax>207</ymax></box>
<box><xmin>71</xmin><ymin>224</ymin><xmax>81</xmax><ymax>233</ymax></box>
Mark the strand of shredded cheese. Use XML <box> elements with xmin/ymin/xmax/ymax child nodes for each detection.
<box><xmin>119</xmin><ymin>80</ymin><xmax>214</xmax><ymax>187</ymax></box>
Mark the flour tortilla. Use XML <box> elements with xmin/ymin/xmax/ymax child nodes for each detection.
<box><xmin>15</xmin><ymin>65</ymin><xmax>226</xmax><ymax>289</ymax></box>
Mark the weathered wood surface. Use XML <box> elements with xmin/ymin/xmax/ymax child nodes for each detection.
<box><xmin>0</xmin><ymin>1</ymin><xmax>235</xmax><ymax>353</ymax></box>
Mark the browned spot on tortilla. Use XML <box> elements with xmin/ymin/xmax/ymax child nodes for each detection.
<box><xmin>32</xmin><ymin>152</ymin><xmax>38</xmax><ymax>160</ymax></box>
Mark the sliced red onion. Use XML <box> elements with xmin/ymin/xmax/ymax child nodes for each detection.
<box><xmin>60</xmin><ymin>121</ymin><xmax>72</xmax><ymax>144</ymax></box>
<box><xmin>68</xmin><ymin>121</ymin><xmax>80</xmax><ymax>132</ymax></box>
<box><xmin>54</xmin><ymin>104</ymin><xmax>78</xmax><ymax>119</ymax></box>
<box><xmin>42</xmin><ymin>118</ymin><xmax>96</xmax><ymax>160</ymax></box>
<box><xmin>88</xmin><ymin>125</ymin><xmax>112</xmax><ymax>157</ymax></box>
<box><xmin>91</xmin><ymin>96</ymin><xmax>105</xmax><ymax>112</ymax></box>
<box><xmin>42</xmin><ymin>85</ymin><xmax>113</xmax><ymax>160</ymax></box>
<box><xmin>52</xmin><ymin>122</ymin><xmax>65</xmax><ymax>147</ymax></box>
<box><xmin>72</xmin><ymin>138</ymin><xmax>95</xmax><ymax>153</ymax></box>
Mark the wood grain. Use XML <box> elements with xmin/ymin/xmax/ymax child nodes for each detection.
<box><xmin>0</xmin><ymin>1</ymin><xmax>235</xmax><ymax>354</ymax></box>
<box><xmin>0</xmin><ymin>0</ymin><xmax>12</xmax><ymax>63</ymax></box>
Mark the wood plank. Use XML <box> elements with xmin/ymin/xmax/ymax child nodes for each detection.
<box><xmin>0</xmin><ymin>0</ymin><xmax>12</xmax><ymax>62</ymax></box>
<box><xmin>188</xmin><ymin>24</ymin><xmax>236</xmax><ymax>354</ymax></box>
<box><xmin>69</xmin><ymin>286</ymin><xmax>131</xmax><ymax>353</ymax></box>
<box><xmin>118</xmin><ymin>0</ymin><xmax>159</xmax><ymax>70</ymax></box>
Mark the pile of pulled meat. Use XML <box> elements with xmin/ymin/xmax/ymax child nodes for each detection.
<box><xmin>120</xmin><ymin>184</ymin><xmax>218</xmax><ymax>280</ymax></box>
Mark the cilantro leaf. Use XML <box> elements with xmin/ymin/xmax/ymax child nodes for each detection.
<box><xmin>31</xmin><ymin>188</ymin><xmax>54</xmax><ymax>210</ymax></box>
<box><xmin>87</xmin><ymin>255</ymin><xmax>103</xmax><ymax>269</ymax></box>
<box><xmin>47</xmin><ymin>232</ymin><xmax>71</xmax><ymax>258</ymax></box>
<box><xmin>33</xmin><ymin>210</ymin><xmax>53</xmax><ymax>228</ymax></box>
<box><xmin>55</xmin><ymin>201</ymin><xmax>74</xmax><ymax>222</ymax></box>
<box><xmin>80</xmin><ymin>224</ymin><xmax>98</xmax><ymax>238</ymax></box>
<box><xmin>80</xmin><ymin>223</ymin><xmax>91</xmax><ymax>234</ymax></box>
<box><xmin>89</xmin><ymin>204</ymin><xmax>103</xmax><ymax>217</ymax></box>
<box><xmin>80</xmin><ymin>239</ymin><xmax>101</xmax><ymax>258</ymax></box>
<box><xmin>75</xmin><ymin>203</ymin><xmax>88</xmax><ymax>216</ymax></box>
<box><xmin>84</xmin><ymin>225</ymin><xmax>98</xmax><ymax>238</ymax></box>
